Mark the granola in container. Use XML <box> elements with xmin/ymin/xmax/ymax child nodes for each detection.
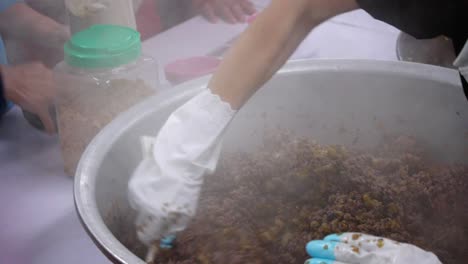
<box><xmin>55</xmin><ymin>24</ymin><xmax>158</xmax><ymax>176</ymax></box>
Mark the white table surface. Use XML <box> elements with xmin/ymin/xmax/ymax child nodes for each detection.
<box><xmin>0</xmin><ymin>9</ymin><xmax>399</xmax><ymax>264</ymax></box>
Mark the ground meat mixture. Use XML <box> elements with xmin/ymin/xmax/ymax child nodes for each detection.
<box><xmin>121</xmin><ymin>135</ymin><xmax>468</xmax><ymax>264</ymax></box>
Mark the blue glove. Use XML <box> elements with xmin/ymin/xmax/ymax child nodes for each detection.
<box><xmin>305</xmin><ymin>233</ymin><xmax>441</xmax><ymax>264</ymax></box>
<box><xmin>160</xmin><ymin>235</ymin><xmax>176</xmax><ymax>249</ymax></box>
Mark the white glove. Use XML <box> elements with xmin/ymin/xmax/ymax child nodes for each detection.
<box><xmin>128</xmin><ymin>89</ymin><xmax>236</xmax><ymax>248</ymax></box>
<box><xmin>305</xmin><ymin>233</ymin><xmax>441</xmax><ymax>264</ymax></box>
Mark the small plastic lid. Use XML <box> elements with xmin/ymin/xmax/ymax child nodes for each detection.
<box><xmin>164</xmin><ymin>56</ymin><xmax>221</xmax><ymax>85</ymax></box>
<box><xmin>64</xmin><ymin>24</ymin><xmax>141</xmax><ymax>69</ymax></box>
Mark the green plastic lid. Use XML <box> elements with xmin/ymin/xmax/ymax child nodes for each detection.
<box><xmin>64</xmin><ymin>24</ymin><xmax>141</xmax><ymax>69</ymax></box>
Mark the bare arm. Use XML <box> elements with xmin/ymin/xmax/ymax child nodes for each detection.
<box><xmin>1</xmin><ymin>62</ymin><xmax>57</xmax><ymax>133</ymax></box>
<box><xmin>210</xmin><ymin>0</ymin><xmax>359</xmax><ymax>109</ymax></box>
<box><xmin>0</xmin><ymin>3</ymin><xmax>68</xmax><ymax>50</ymax></box>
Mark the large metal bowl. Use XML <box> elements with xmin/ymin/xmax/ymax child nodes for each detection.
<box><xmin>74</xmin><ymin>60</ymin><xmax>468</xmax><ymax>263</ymax></box>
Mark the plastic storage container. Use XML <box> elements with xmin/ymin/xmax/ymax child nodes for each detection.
<box><xmin>55</xmin><ymin>24</ymin><xmax>158</xmax><ymax>176</ymax></box>
<box><xmin>65</xmin><ymin>0</ymin><xmax>137</xmax><ymax>34</ymax></box>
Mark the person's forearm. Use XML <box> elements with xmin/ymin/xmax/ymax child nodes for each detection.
<box><xmin>0</xmin><ymin>3</ymin><xmax>68</xmax><ymax>49</ymax></box>
<box><xmin>210</xmin><ymin>0</ymin><xmax>358</xmax><ymax>109</ymax></box>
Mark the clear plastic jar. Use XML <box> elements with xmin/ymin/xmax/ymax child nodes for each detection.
<box><xmin>55</xmin><ymin>25</ymin><xmax>158</xmax><ymax>176</ymax></box>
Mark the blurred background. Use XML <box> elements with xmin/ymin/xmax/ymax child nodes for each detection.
<box><xmin>0</xmin><ymin>0</ymin><xmax>460</xmax><ymax>264</ymax></box>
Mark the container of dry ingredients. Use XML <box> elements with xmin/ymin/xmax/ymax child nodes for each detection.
<box><xmin>65</xmin><ymin>0</ymin><xmax>137</xmax><ymax>34</ymax></box>
<box><xmin>55</xmin><ymin>24</ymin><xmax>158</xmax><ymax>176</ymax></box>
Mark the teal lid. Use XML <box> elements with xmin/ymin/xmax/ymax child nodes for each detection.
<box><xmin>64</xmin><ymin>24</ymin><xmax>141</xmax><ymax>69</ymax></box>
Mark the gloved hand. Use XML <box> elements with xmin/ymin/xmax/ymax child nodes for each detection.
<box><xmin>128</xmin><ymin>89</ymin><xmax>236</xmax><ymax>258</ymax></box>
<box><xmin>305</xmin><ymin>233</ymin><xmax>441</xmax><ymax>264</ymax></box>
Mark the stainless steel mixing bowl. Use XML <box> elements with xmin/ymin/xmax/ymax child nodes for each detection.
<box><xmin>74</xmin><ymin>60</ymin><xmax>468</xmax><ymax>263</ymax></box>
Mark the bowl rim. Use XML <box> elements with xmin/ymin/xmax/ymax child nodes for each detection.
<box><xmin>164</xmin><ymin>56</ymin><xmax>221</xmax><ymax>84</ymax></box>
<box><xmin>74</xmin><ymin>59</ymin><xmax>460</xmax><ymax>263</ymax></box>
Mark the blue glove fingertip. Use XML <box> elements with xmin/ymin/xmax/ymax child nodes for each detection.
<box><xmin>324</xmin><ymin>233</ymin><xmax>342</xmax><ymax>242</ymax></box>
<box><xmin>160</xmin><ymin>235</ymin><xmax>176</xmax><ymax>249</ymax></box>
<box><xmin>306</xmin><ymin>240</ymin><xmax>338</xmax><ymax>260</ymax></box>
<box><xmin>305</xmin><ymin>258</ymin><xmax>335</xmax><ymax>264</ymax></box>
